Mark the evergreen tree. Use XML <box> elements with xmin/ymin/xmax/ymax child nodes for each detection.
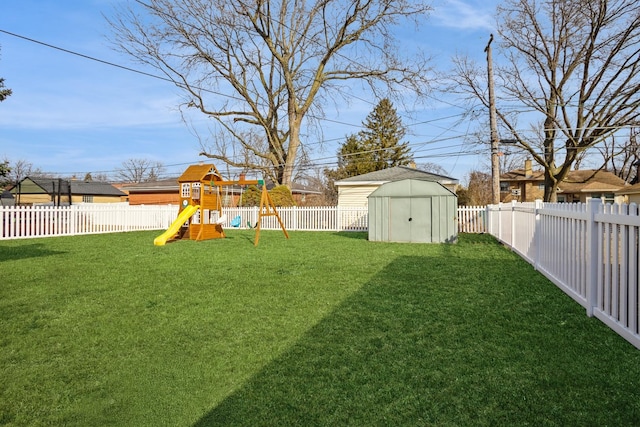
<box><xmin>0</xmin><ymin>78</ymin><xmax>10</xmax><ymax>102</ymax></box>
<box><xmin>358</xmin><ymin>98</ymin><xmax>411</xmax><ymax>170</ymax></box>
<box><xmin>0</xmin><ymin>47</ymin><xmax>11</xmax><ymax>102</ymax></box>
<box><xmin>323</xmin><ymin>98</ymin><xmax>412</xmax><ymax>201</ymax></box>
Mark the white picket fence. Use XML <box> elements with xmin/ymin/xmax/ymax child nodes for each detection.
<box><xmin>1</xmin><ymin>204</ymin><xmax>487</xmax><ymax>239</ymax></box>
<box><xmin>0</xmin><ymin>204</ymin><xmax>178</xmax><ymax>239</ymax></box>
<box><xmin>488</xmin><ymin>200</ymin><xmax>640</xmax><ymax>350</ymax></box>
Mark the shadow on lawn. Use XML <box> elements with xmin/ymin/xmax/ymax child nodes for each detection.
<box><xmin>332</xmin><ymin>231</ymin><xmax>368</xmax><ymax>240</ymax></box>
<box><xmin>192</xmin><ymin>248</ymin><xmax>614</xmax><ymax>426</ymax></box>
<box><xmin>0</xmin><ymin>243</ymin><xmax>66</xmax><ymax>262</ymax></box>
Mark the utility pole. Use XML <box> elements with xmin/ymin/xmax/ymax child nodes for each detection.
<box><xmin>485</xmin><ymin>34</ymin><xmax>500</xmax><ymax>205</ymax></box>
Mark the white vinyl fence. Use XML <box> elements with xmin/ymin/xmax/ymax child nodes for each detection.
<box><xmin>488</xmin><ymin>200</ymin><xmax>640</xmax><ymax>350</ymax></box>
<box><xmin>1</xmin><ymin>204</ymin><xmax>488</xmax><ymax>240</ymax></box>
<box><xmin>0</xmin><ymin>204</ymin><xmax>373</xmax><ymax>239</ymax></box>
<box><xmin>1</xmin><ymin>204</ymin><xmax>178</xmax><ymax>239</ymax></box>
<box><xmin>458</xmin><ymin>205</ymin><xmax>488</xmax><ymax>233</ymax></box>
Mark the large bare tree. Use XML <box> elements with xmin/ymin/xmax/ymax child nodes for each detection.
<box><xmin>452</xmin><ymin>0</ymin><xmax>640</xmax><ymax>201</ymax></box>
<box><xmin>116</xmin><ymin>158</ymin><xmax>166</xmax><ymax>183</ymax></box>
<box><xmin>108</xmin><ymin>0</ymin><xmax>432</xmax><ymax>187</ymax></box>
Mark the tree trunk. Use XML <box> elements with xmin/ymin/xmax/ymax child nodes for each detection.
<box><xmin>281</xmin><ymin>115</ymin><xmax>301</xmax><ymax>188</ymax></box>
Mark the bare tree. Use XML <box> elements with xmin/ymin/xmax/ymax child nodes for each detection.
<box><xmin>108</xmin><ymin>0</ymin><xmax>432</xmax><ymax>187</ymax></box>
<box><xmin>452</xmin><ymin>0</ymin><xmax>640</xmax><ymax>201</ymax></box>
<box><xmin>6</xmin><ymin>159</ymin><xmax>45</xmax><ymax>185</ymax></box>
<box><xmin>599</xmin><ymin>128</ymin><xmax>640</xmax><ymax>183</ymax></box>
<box><xmin>465</xmin><ymin>170</ymin><xmax>493</xmax><ymax>206</ymax></box>
<box><xmin>116</xmin><ymin>158</ymin><xmax>166</xmax><ymax>183</ymax></box>
<box><xmin>417</xmin><ymin>162</ymin><xmax>449</xmax><ymax>176</ymax></box>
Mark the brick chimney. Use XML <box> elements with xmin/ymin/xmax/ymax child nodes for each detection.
<box><xmin>524</xmin><ymin>159</ymin><xmax>533</xmax><ymax>178</ymax></box>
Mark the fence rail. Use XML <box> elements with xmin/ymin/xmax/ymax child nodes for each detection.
<box><xmin>488</xmin><ymin>200</ymin><xmax>640</xmax><ymax>350</ymax></box>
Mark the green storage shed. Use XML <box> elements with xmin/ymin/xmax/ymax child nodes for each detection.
<box><xmin>368</xmin><ymin>179</ymin><xmax>458</xmax><ymax>243</ymax></box>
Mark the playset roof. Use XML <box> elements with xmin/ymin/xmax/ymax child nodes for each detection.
<box><xmin>177</xmin><ymin>164</ymin><xmax>220</xmax><ymax>183</ymax></box>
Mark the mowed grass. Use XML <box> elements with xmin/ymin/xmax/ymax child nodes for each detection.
<box><xmin>1</xmin><ymin>230</ymin><xmax>640</xmax><ymax>426</ymax></box>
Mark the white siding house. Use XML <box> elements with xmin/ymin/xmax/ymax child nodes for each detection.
<box><xmin>616</xmin><ymin>182</ymin><xmax>640</xmax><ymax>204</ymax></box>
<box><xmin>334</xmin><ymin>166</ymin><xmax>459</xmax><ymax>208</ymax></box>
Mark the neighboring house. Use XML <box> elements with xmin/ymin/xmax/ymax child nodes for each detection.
<box><xmin>9</xmin><ymin>177</ymin><xmax>126</xmax><ymax>205</ymax></box>
<box><xmin>616</xmin><ymin>183</ymin><xmax>640</xmax><ymax>205</ymax></box>
<box><xmin>334</xmin><ymin>165</ymin><xmax>459</xmax><ymax>207</ymax></box>
<box><xmin>118</xmin><ymin>179</ymin><xmax>181</xmax><ymax>205</ymax></box>
<box><xmin>121</xmin><ymin>177</ymin><xmax>322</xmax><ymax>206</ymax></box>
<box><xmin>501</xmin><ymin>159</ymin><xmax>628</xmax><ymax>203</ymax></box>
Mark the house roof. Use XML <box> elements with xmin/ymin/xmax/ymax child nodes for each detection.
<box><xmin>121</xmin><ymin>177</ymin><xmax>321</xmax><ymax>195</ymax></box>
<box><xmin>500</xmin><ymin>168</ymin><xmax>545</xmax><ymax>181</ymax></box>
<box><xmin>10</xmin><ymin>177</ymin><xmax>126</xmax><ymax>197</ymax></box>
<box><xmin>617</xmin><ymin>182</ymin><xmax>640</xmax><ymax>195</ymax></box>
<box><xmin>501</xmin><ymin>166</ymin><xmax>627</xmax><ymax>193</ymax></box>
<box><xmin>119</xmin><ymin>178</ymin><xmax>181</xmax><ymax>193</ymax></box>
<box><xmin>557</xmin><ymin>170</ymin><xmax>627</xmax><ymax>194</ymax></box>
<box><xmin>335</xmin><ymin>166</ymin><xmax>458</xmax><ymax>186</ymax></box>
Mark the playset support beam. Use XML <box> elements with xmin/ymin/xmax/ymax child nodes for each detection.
<box><xmin>254</xmin><ymin>185</ymin><xmax>289</xmax><ymax>246</ymax></box>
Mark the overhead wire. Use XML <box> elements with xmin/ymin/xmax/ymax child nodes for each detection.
<box><xmin>0</xmin><ymin>7</ymin><xmax>486</xmax><ymax>179</ymax></box>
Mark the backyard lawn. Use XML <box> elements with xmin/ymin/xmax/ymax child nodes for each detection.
<box><xmin>1</xmin><ymin>230</ymin><xmax>640</xmax><ymax>426</ymax></box>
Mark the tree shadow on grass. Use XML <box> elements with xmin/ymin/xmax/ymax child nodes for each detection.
<box><xmin>333</xmin><ymin>231</ymin><xmax>368</xmax><ymax>240</ymax></box>
<box><xmin>192</xmin><ymin>250</ymin><xmax>640</xmax><ymax>426</ymax></box>
<box><xmin>0</xmin><ymin>243</ymin><xmax>66</xmax><ymax>262</ymax></box>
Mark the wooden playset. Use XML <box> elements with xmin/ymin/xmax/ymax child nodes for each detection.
<box><xmin>153</xmin><ymin>164</ymin><xmax>288</xmax><ymax>246</ymax></box>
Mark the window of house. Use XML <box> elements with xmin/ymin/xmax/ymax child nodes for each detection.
<box><xmin>538</xmin><ymin>184</ymin><xmax>545</xmax><ymax>190</ymax></box>
<box><xmin>82</xmin><ymin>195</ymin><xmax>93</xmax><ymax>203</ymax></box>
<box><xmin>596</xmin><ymin>193</ymin><xmax>615</xmax><ymax>203</ymax></box>
<box><xmin>500</xmin><ymin>182</ymin><xmax>510</xmax><ymax>192</ymax></box>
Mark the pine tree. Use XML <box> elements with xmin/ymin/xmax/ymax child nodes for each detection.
<box><xmin>358</xmin><ymin>98</ymin><xmax>411</xmax><ymax>170</ymax></box>
<box><xmin>323</xmin><ymin>98</ymin><xmax>412</xmax><ymax>201</ymax></box>
<box><xmin>0</xmin><ymin>78</ymin><xmax>10</xmax><ymax>102</ymax></box>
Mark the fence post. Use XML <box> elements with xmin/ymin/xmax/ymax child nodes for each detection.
<box><xmin>485</xmin><ymin>205</ymin><xmax>491</xmax><ymax>235</ymax></box>
<box><xmin>534</xmin><ymin>199</ymin><xmax>543</xmax><ymax>271</ymax></box>
<box><xmin>586</xmin><ymin>198</ymin><xmax>601</xmax><ymax>317</ymax></box>
<box><xmin>510</xmin><ymin>200</ymin><xmax>517</xmax><ymax>249</ymax></box>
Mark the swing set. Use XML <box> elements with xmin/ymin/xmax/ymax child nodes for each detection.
<box><xmin>153</xmin><ymin>164</ymin><xmax>288</xmax><ymax>246</ymax></box>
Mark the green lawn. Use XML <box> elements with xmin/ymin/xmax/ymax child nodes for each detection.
<box><xmin>1</xmin><ymin>231</ymin><xmax>639</xmax><ymax>426</ymax></box>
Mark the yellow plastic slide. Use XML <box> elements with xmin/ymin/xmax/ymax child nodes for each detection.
<box><xmin>154</xmin><ymin>205</ymin><xmax>200</xmax><ymax>246</ymax></box>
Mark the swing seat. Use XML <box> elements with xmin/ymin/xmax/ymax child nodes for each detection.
<box><xmin>215</xmin><ymin>214</ymin><xmax>227</xmax><ymax>225</ymax></box>
<box><xmin>230</xmin><ymin>215</ymin><xmax>242</xmax><ymax>227</ymax></box>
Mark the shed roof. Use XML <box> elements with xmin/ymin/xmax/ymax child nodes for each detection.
<box><xmin>335</xmin><ymin>166</ymin><xmax>458</xmax><ymax>186</ymax></box>
<box><xmin>368</xmin><ymin>179</ymin><xmax>457</xmax><ymax>198</ymax></box>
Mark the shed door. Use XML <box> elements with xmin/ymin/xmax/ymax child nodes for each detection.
<box><xmin>389</xmin><ymin>197</ymin><xmax>432</xmax><ymax>242</ymax></box>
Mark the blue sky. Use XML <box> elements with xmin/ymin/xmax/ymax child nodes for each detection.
<box><xmin>0</xmin><ymin>0</ymin><xmax>497</xmax><ymax>182</ymax></box>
